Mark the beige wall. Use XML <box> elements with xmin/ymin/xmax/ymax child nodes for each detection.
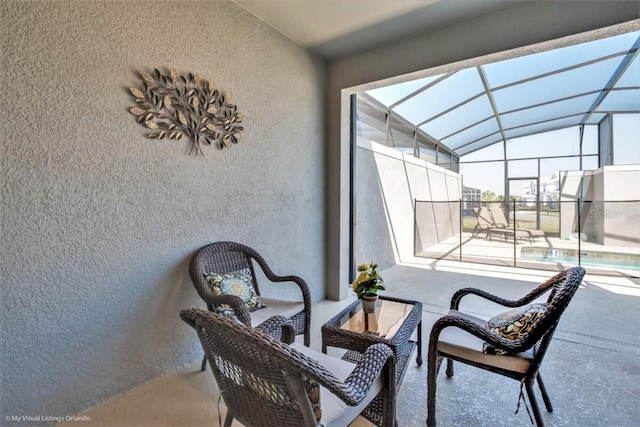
<box><xmin>325</xmin><ymin>3</ymin><xmax>640</xmax><ymax>299</ymax></box>
<box><xmin>355</xmin><ymin>140</ymin><xmax>461</xmax><ymax>268</ymax></box>
<box><xmin>561</xmin><ymin>166</ymin><xmax>640</xmax><ymax>246</ymax></box>
<box><xmin>1</xmin><ymin>0</ymin><xmax>325</xmax><ymax>419</ymax></box>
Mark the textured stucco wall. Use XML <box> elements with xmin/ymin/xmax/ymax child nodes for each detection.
<box><xmin>1</xmin><ymin>0</ymin><xmax>325</xmax><ymax>420</ymax></box>
<box><xmin>325</xmin><ymin>1</ymin><xmax>640</xmax><ymax>299</ymax></box>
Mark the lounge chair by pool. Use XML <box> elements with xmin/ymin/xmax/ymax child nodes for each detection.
<box><xmin>488</xmin><ymin>207</ymin><xmax>545</xmax><ymax>243</ymax></box>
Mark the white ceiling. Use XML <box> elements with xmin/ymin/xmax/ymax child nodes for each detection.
<box><xmin>232</xmin><ymin>0</ymin><xmax>517</xmax><ymax>58</ymax></box>
<box><xmin>232</xmin><ymin>0</ymin><xmax>439</xmax><ymax>46</ymax></box>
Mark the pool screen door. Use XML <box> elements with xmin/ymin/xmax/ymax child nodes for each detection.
<box><xmin>507</xmin><ymin>177</ymin><xmax>540</xmax><ymax>230</ymax></box>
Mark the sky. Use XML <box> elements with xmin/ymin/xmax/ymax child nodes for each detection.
<box><xmin>363</xmin><ymin>30</ymin><xmax>640</xmax><ymax>197</ymax></box>
<box><xmin>459</xmin><ymin>116</ymin><xmax>639</xmax><ymax>196</ymax></box>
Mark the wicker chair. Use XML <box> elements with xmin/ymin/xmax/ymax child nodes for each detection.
<box><xmin>180</xmin><ymin>308</ymin><xmax>397</xmax><ymax>427</ymax></box>
<box><xmin>189</xmin><ymin>241</ymin><xmax>312</xmax><ymax>370</ymax></box>
<box><xmin>427</xmin><ymin>266</ymin><xmax>585</xmax><ymax>427</ymax></box>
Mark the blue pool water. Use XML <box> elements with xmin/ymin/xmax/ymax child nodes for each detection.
<box><xmin>521</xmin><ymin>253</ymin><xmax>640</xmax><ymax>271</ymax></box>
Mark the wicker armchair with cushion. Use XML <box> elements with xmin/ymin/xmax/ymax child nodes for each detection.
<box><xmin>180</xmin><ymin>308</ymin><xmax>397</xmax><ymax>427</ymax></box>
<box><xmin>189</xmin><ymin>241</ymin><xmax>312</xmax><ymax>369</ymax></box>
<box><xmin>427</xmin><ymin>266</ymin><xmax>585</xmax><ymax>427</ymax></box>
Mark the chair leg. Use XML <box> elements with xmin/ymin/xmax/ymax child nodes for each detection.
<box><xmin>223</xmin><ymin>411</ymin><xmax>234</xmax><ymax>427</ymax></box>
<box><xmin>525</xmin><ymin>381</ymin><xmax>545</xmax><ymax>427</ymax></box>
<box><xmin>536</xmin><ymin>373</ymin><xmax>553</xmax><ymax>412</ymax></box>
<box><xmin>427</xmin><ymin>355</ymin><xmax>441</xmax><ymax>426</ymax></box>
<box><xmin>200</xmin><ymin>354</ymin><xmax>207</xmax><ymax>371</ymax></box>
<box><xmin>445</xmin><ymin>359</ymin><xmax>454</xmax><ymax>377</ymax></box>
<box><xmin>203</xmin><ymin>303</ymin><xmax>213</xmax><ymax>370</ymax></box>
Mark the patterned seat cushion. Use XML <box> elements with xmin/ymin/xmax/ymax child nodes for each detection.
<box><xmin>302</xmin><ymin>376</ymin><xmax>322</xmax><ymax>422</ymax></box>
<box><xmin>483</xmin><ymin>303</ymin><xmax>547</xmax><ymax>355</ymax></box>
<box><xmin>204</xmin><ymin>269</ymin><xmax>266</xmax><ymax>312</ymax></box>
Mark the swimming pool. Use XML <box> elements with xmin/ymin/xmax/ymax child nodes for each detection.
<box><xmin>520</xmin><ymin>247</ymin><xmax>640</xmax><ymax>271</ymax></box>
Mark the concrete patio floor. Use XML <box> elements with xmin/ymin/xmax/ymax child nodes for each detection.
<box><xmin>64</xmin><ymin>260</ymin><xmax>640</xmax><ymax>426</ymax></box>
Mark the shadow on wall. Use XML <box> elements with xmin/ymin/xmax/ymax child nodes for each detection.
<box><xmin>355</xmin><ymin>147</ymin><xmax>396</xmax><ymax>270</ymax></box>
<box><xmin>355</xmin><ymin>140</ymin><xmax>462</xmax><ymax>266</ymax></box>
<box><xmin>415</xmin><ymin>200</ymin><xmax>461</xmax><ymax>253</ymax></box>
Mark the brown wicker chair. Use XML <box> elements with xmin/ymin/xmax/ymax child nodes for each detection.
<box><xmin>427</xmin><ymin>267</ymin><xmax>585</xmax><ymax>427</ymax></box>
<box><xmin>180</xmin><ymin>308</ymin><xmax>397</xmax><ymax>427</ymax></box>
<box><xmin>189</xmin><ymin>241</ymin><xmax>312</xmax><ymax>370</ymax></box>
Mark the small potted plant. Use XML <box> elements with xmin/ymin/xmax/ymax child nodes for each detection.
<box><xmin>351</xmin><ymin>262</ymin><xmax>385</xmax><ymax>313</ymax></box>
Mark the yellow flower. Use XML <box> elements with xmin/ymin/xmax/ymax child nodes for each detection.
<box><xmin>350</xmin><ymin>262</ymin><xmax>385</xmax><ymax>298</ymax></box>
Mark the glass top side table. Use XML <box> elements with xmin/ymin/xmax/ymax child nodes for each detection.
<box><xmin>321</xmin><ymin>295</ymin><xmax>423</xmax><ymax>426</ymax></box>
<box><xmin>322</xmin><ymin>295</ymin><xmax>423</xmax><ymax>383</ymax></box>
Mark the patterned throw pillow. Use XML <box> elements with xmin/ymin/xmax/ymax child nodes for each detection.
<box><xmin>211</xmin><ymin>303</ymin><xmax>242</xmax><ymax>323</ymax></box>
<box><xmin>204</xmin><ymin>270</ymin><xmax>266</xmax><ymax>312</ymax></box>
<box><xmin>303</xmin><ymin>375</ymin><xmax>322</xmax><ymax>422</ymax></box>
<box><xmin>483</xmin><ymin>303</ymin><xmax>547</xmax><ymax>355</ymax></box>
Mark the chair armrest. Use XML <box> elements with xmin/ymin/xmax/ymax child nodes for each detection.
<box><xmin>271</xmin><ymin>274</ymin><xmax>313</xmax><ymax>310</ymax></box>
<box><xmin>310</xmin><ymin>343</ymin><xmax>396</xmax><ymax>407</ymax></box>
<box><xmin>255</xmin><ymin>315</ymin><xmax>296</xmax><ymax>344</ymax></box>
<box><xmin>450</xmin><ymin>271</ymin><xmax>565</xmax><ymax>310</ymax></box>
<box><xmin>250</xmin><ymin>253</ymin><xmax>312</xmax><ymax>309</ymax></box>
<box><xmin>450</xmin><ymin>288</ymin><xmax>526</xmax><ymax>310</ymax></box>
<box><xmin>342</xmin><ymin>343</ymin><xmax>396</xmax><ymax>405</ymax></box>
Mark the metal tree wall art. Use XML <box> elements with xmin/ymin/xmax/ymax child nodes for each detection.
<box><xmin>128</xmin><ymin>68</ymin><xmax>244</xmax><ymax>156</ymax></box>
